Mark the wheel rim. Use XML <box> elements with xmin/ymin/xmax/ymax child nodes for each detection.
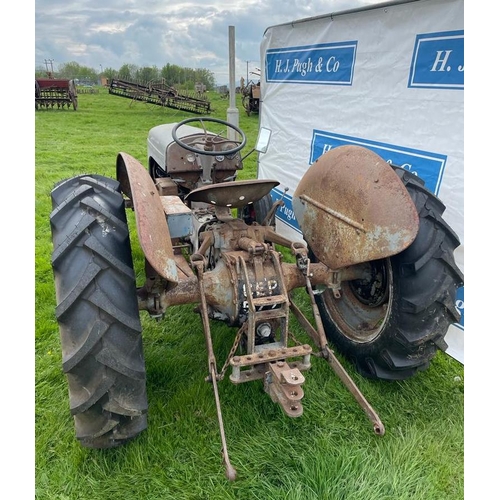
<box><xmin>322</xmin><ymin>259</ymin><xmax>393</xmax><ymax>343</ymax></box>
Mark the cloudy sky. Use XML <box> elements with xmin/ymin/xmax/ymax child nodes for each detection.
<box><xmin>34</xmin><ymin>0</ymin><xmax>381</xmax><ymax>84</ymax></box>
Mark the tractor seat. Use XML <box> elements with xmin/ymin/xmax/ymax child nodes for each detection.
<box><xmin>185</xmin><ymin>179</ymin><xmax>279</xmax><ymax>208</ymax></box>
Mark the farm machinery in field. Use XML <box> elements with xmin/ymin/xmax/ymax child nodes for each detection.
<box><xmin>108</xmin><ymin>78</ymin><xmax>211</xmax><ymax>114</ymax></box>
<box><xmin>49</xmin><ymin>117</ymin><xmax>463</xmax><ymax>480</ymax></box>
<box><xmin>35</xmin><ymin>78</ymin><xmax>78</xmax><ymax>110</ymax></box>
<box><xmin>241</xmin><ymin>81</ymin><xmax>260</xmax><ymax>116</ymax></box>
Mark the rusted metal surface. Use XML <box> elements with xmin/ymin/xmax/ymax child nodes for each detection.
<box><xmin>126</xmin><ymin>142</ymin><xmax>397</xmax><ymax>473</ymax></box>
<box><xmin>116</xmin><ymin>152</ymin><xmax>178</xmax><ymax>285</ymax></box>
<box><xmin>292</xmin><ymin>145</ymin><xmax>419</xmax><ymax>270</ymax></box>
<box><xmin>289</xmin><ymin>299</ymin><xmax>385</xmax><ymax>435</ymax></box>
<box><xmin>185</xmin><ymin>179</ymin><xmax>279</xmax><ymax>208</ymax></box>
<box><xmin>241</xmin><ymin>82</ymin><xmax>260</xmax><ymax>115</ymax></box>
<box><xmin>230</xmin><ymin>344</ymin><xmax>312</xmax><ymax>369</ymax></box>
<box><xmin>109</xmin><ymin>78</ymin><xmax>211</xmax><ymax>114</ymax></box>
<box><xmin>264</xmin><ymin>361</ymin><xmax>305</xmax><ymax>417</ymax></box>
<box><xmin>165</xmin><ymin>137</ymin><xmax>242</xmax><ymax>173</ymax></box>
<box><xmin>35</xmin><ymin>78</ymin><xmax>78</xmax><ymax>110</ymax></box>
<box><xmin>144</xmin><ymin>257</ymin><xmax>366</xmax><ymax>318</ymax></box>
<box><xmin>230</xmin><ymin>345</ymin><xmax>311</xmax><ymax>386</ymax></box>
<box><xmin>288</xmin><ymin>247</ymin><xmax>386</xmax><ymax>436</ymax></box>
<box><xmin>192</xmin><ymin>257</ymin><xmax>237</xmax><ymax>481</ymax></box>
<box><xmin>37</xmin><ymin>78</ymin><xmax>72</xmax><ymax>88</ymax></box>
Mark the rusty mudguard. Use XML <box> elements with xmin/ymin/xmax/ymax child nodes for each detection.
<box><xmin>292</xmin><ymin>145</ymin><xmax>419</xmax><ymax>270</ymax></box>
<box><xmin>116</xmin><ymin>152</ymin><xmax>178</xmax><ymax>286</ymax></box>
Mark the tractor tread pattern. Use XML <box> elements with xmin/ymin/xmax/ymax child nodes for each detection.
<box><xmin>50</xmin><ymin>174</ymin><xmax>147</xmax><ymax>448</ymax></box>
<box><xmin>317</xmin><ymin>167</ymin><xmax>463</xmax><ymax>381</ymax></box>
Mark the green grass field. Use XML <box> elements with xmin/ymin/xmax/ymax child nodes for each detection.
<box><xmin>35</xmin><ymin>89</ymin><xmax>464</xmax><ymax>499</ymax></box>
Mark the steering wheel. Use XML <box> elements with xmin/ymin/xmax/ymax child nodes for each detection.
<box><xmin>171</xmin><ymin>117</ymin><xmax>246</xmax><ymax>156</ymax></box>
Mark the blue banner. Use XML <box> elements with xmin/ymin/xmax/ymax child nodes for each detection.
<box><xmin>408</xmin><ymin>30</ymin><xmax>464</xmax><ymax>89</ymax></box>
<box><xmin>266</xmin><ymin>42</ymin><xmax>357</xmax><ymax>85</ymax></box>
<box><xmin>269</xmin><ymin>188</ymin><xmax>301</xmax><ymax>232</ymax></box>
<box><xmin>309</xmin><ymin>130</ymin><xmax>448</xmax><ymax>195</ymax></box>
<box><xmin>455</xmin><ymin>286</ymin><xmax>464</xmax><ymax>329</ymax></box>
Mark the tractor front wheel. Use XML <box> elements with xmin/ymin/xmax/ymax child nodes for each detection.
<box><xmin>50</xmin><ymin>174</ymin><xmax>147</xmax><ymax>448</ymax></box>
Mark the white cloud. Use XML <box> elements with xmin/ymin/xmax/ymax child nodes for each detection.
<box><xmin>35</xmin><ymin>0</ymin><xmax>383</xmax><ymax>84</ymax></box>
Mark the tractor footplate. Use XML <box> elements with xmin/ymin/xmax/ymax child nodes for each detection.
<box><xmin>264</xmin><ymin>361</ymin><xmax>305</xmax><ymax>417</ymax></box>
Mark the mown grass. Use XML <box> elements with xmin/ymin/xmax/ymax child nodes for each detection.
<box><xmin>35</xmin><ymin>90</ymin><xmax>464</xmax><ymax>499</ymax></box>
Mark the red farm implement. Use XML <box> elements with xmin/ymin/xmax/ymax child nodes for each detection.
<box><xmin>35</xmin><ymin>78</ymin><xmax>78</xmax><ymax>111</ymax></box>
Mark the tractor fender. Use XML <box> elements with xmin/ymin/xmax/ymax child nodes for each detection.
<box><xmin>116</xmin><ymin>152</ymin><xmax>178</xmax><ymax>286</ymax></box>
<box><xmin>292</xmin><ymin>145</ymin><xmax>419</xmax><ymax>270</ymax></box>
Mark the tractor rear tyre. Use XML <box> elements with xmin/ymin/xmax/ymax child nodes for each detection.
<box><xmin>239</xmin><ymin>193</ymin><xmax>274</xmax><ymax>226</ymax></box>
<box><xmin>313</xmin><ymin>167</ymin><xmax>464</xmax><ymax>381</ymax></box>
<box><xmin>50</xmin><ymin>174</ymin><xmax>147</xmax><ymax>448</ymax></box>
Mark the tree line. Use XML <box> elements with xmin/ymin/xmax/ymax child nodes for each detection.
<box><xmin>35</xmin><ymin>61</ymin><xmax>217</xmax><ymax>91</ymax></box>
